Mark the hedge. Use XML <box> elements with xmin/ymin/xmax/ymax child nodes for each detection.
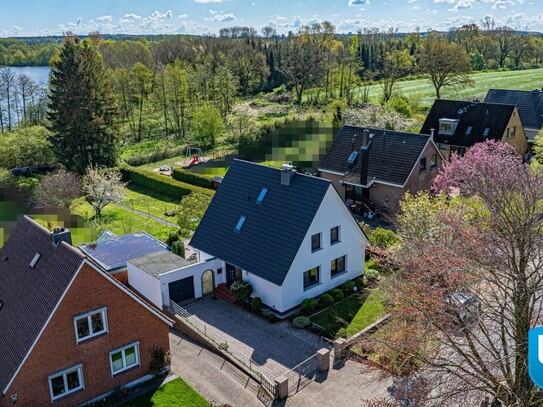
<box><xmin>172</xmin><ymin>168</ymin><xmax>214</xmax><ymax>189</ymax></box>
<box><xmin>119</xmin><ymin>166</ymin><xmax>214</xmax><ymax>200</ymax></box>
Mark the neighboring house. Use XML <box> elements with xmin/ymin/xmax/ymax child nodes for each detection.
<box><xmin>80</xmin><ymin>231</ymin><xmax>170</xmax><ymax>284</ymax></box>
<box><xmin>420</xmin><ymin>99</ymin><xmax>528</xmax><ymax>159</ymax></box>
<box><xmin>484</xmin><ymin>88</ymin><xmax>543</xmax><ymax>141</ymax></box>
<box><xmin>318</xmin><ymin>126</ymin><xmax>443</xmax><ymax>215</ymax></box>
<box><xmin>0</xmin><ymin>216</ymin><xmax>173</xmax><ymax>407</ymax></box>
<box><xmin>170</xmin><ymin>159</ymin><xmax>368</xmax><ymax>315</ymax></box>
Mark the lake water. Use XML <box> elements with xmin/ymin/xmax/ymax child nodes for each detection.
<box><xmin>1</xmin><ymin>66</ymin><xmax>50</xmax><ymax>85</ymax></box>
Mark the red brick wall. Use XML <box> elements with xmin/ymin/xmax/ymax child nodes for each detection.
<box><xmin>320</xmin><ymin>171</ymin><xmax>345</xmax><ymax>199</ymax></box>
<box><xmin>1</xmin><ymin>263</ymin><xmax>170</xmax><ymax>407</ymax></box>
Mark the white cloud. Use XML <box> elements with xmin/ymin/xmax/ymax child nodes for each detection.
<box><xmin>75</xmin><ymin>17</ymin><xmax>83</xmax><ymax>26</ymax></box>
<box><xmin>293</xmin><ymin>15</ymin><xmax>304</xmax><ymax>27</ymax></box>
<box><xmin>179</xmin><ymin>14</ymin><xmax>188</xmax><ymax>19</ymax></box>
<box><xmin>194</xmin><ymin>0</ymin><xmax>224</xmax><ymax>3</ymax></box>
<box><xmin>209</xmin><ymin>12</ymin><xmax>236</xmax><ymax>22</ymax></box>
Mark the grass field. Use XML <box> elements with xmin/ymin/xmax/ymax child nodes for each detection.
<box><xmin>121</xmin><ymin>378</ymin><xmax>208</xmax><ymax>407</ymax></box>
<box><xmin>71</xmin><ymin>198</ymin><xmax>176</xmax><ymax>243</ymax></box>
<box><xmin>123</xmin><ymin>184</ymin><xmax>180</xmax><ymax>221</ymax></box>
<box><xmin>356</xmin><ymin>68</ymin><xmax>543</xmax><ymax>107</ymax></box>
<box><xmin>311</xmin><ymin>289</ymin><xmax>385</xmax><ymax>339</ymax></box>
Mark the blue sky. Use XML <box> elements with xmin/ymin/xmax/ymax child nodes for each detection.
<box><xmin>0</xmin><ymin>0</ymin><xmax>541</xmax><ymax>37</ymax></box>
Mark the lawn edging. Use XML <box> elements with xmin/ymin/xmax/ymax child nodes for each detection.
<box><xmin>344</xmin><ymin>313</ymin><xmax>391</xmax><ymax>346</ymax></box>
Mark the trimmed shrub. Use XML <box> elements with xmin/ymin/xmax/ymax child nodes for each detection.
<box><xmin>230</xmin><ymin>280</ymin><xmax>253</xmax><ymax>302</ymax></box>
<box><xmin>319</xmin><ymin>294</ymin><xmax>335</xmax><ymax>309</ymax></box>
<box><xmin>370</xmin><ymin>227</ymin><xmax>399</xmax><ymax>248</ymax></box>
<box><xmin>293</xmin><ymin>316</ymin><xmax>311</xmax><ymax>329</ymax></box>
<box><xmin>365</xmin><ymin>269</ymin><xmax>380</xmax><ymax>281</ymax></box>
<box><xmin>119</xmin><ymin>166</ymin><xmax>214</xmax><ymax>200</ymax></box>
<box><xmin>167</xmin><ymin>231</ymin><xmax>180</xmax><ymax>246</ymax></box>
<box><xmin>172</xmin><ymin>241</ymin><xmax>185</xmax><ymax>258</ymax></box>
<box><xmin>123</xmin><ymin>145</ymin><xmax>186</xmax><ymax>167</ymax></box>
<box><xmin>342</xmin><ymin>280</ymin><xmax>356</xmax><ymax>292</ymax></box>
<box><xmin>336</xmin><ymin>328</ymin><xmax>348</xmax><ymax>339</ymax></box>
<box><xmin>172</xmin><ymin>168</ymin><xmax>214</xmax><ymax>189</ymax></box>
<box><xmin>252</xmin><ymin>297</ymin><xmax>263</xmax><ymax>313</ymax></box>
<box><xmin>301</xmin><ymin>297</ymin><xmax>318</xmax><ymax>312</ymax></box>
<box><xmin>329</xmin><ymin>288</ymin><xmax>344</xmax><ymax>302</ymax></box>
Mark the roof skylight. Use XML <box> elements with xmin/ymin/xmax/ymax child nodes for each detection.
<box><xmin>235</xmin><ymin>216</ymin><xmax>246</xmax><ymax>232</ymax></box>
<box><xmin>256</xmin><ymin>188</ymin><xmax>268</xmax><ymax>204</ymax></box>
<box><xmin>483</xmin><ymin>128</ymin><xmax>490</xmax><ymax>137</ymax></box>
<box><xmin>29</xmin><ymin>252</ymin><xmax>41</xmax><ymax>268</ymax></box>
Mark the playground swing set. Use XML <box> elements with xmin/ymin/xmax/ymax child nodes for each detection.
<box><xmin>184</xmin><ymin>147</ymin><xmax>203</xmax><ymax>167</ymax></box>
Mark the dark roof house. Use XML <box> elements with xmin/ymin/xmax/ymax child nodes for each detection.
<box><xmin>484</xmin><ymin>88</ymin><xmax>543</xmax><ymax>139</ymax></box>
<box><xmin>188</xmin><ymin>159</ymin><xmax>367</xmax><ymax>313</ymax></box>
<box><xmin>420</xmin><ymin>99</ymin><xmax>528</xmax><ymax>157</ymax></box>
<box><xmin>0</xmin><ymin>216</ymin><xmax>173</xmax><ymax>406</ymax></box>
<box><xmin>319</xmin><ymin>126</ymin><xmax>443</xmax><ymax>214</ymax></box>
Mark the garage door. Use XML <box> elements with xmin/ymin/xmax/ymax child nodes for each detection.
<box><xmin>169</xmin><ymin>277</ymin><xmax>195</xmax><ymax>304</ymax></box>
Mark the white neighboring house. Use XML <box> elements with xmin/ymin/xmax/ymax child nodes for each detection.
<box><xmin>127</xmin><ymin>159</ymin><xmax>367</xmax><ymax>315</ymax></box>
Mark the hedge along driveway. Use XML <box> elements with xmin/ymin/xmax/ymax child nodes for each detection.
<box><xmin>310</xmin><ymin>289</ymin><xmax>385</xmax><ymax>339</ymax></box>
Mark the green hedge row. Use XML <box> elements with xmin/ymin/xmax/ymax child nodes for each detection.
<box><xmin>171</xmin><ymin>168</ymin><xmax>214</xmax><ymax>189</ymax></box>
<box><xmin>119</xmin><ymin>166</ymin><xmax>214</xmax><ymax>200</ymax></box>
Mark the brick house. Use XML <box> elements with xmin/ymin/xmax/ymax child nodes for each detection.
<box><xmin>318</xmin><ymin>126</ymin><xmax>443</xmax><ymax>215</ymax></box>
<box><xmin>420</xmin><ymin>99</ymin><xmax>528</xmax><ymax>159</ymax></box>
<box><xmin>0</xmin><ymin>216</ymin><xmax>173</xmax><ymax>407</ymax></box>
<box><xmin>484</xmin><ymin>88</ymin><xmax>543</xmax><ymax>141</ymax></box>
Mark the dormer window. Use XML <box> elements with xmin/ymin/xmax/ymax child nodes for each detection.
<box><xmin>438</xmin><ymin>119</ymin><xmax>459</xmax><ymax>136</ymax></box>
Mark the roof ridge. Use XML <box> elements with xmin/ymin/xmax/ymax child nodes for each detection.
<box><xmin>231</xmin><ymin>159</ymin><xmax>331</xmax><ymax>184</ymax></box>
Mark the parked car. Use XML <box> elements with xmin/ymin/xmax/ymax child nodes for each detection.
<box><xmin>447</xmin><ymin>292</ymin><xmax>481</xmax><ymax>322</ymax></box>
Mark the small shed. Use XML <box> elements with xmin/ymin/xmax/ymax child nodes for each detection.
<box><xmin>128</xmin><ymin>251</ymin><xmax>224</xmax><ymax>308</ymax></box>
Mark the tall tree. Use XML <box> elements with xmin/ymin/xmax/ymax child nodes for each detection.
<box><xmin>386</xmin><ymin>141</ymin><xmax>543</xmax><ymax>405</ymax></box>
<box><xmin>48</xmin><ymin>38</ymin><xmax>118</xmax><ymax>173</ymax></box>
<box><xmin>380</xmin><ymin>49</ymin><xmax>413</xmax><ymax>103</ymax></box>
<box><xmin>418</xmin><ymin>37</ymin><xmax>472</xmax><ymax>99</ymax></box>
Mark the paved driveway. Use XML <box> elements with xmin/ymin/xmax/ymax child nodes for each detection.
<box><xmin>183</xmin><ymin>296</ymin><xmax>323</xmax><ymax>378</ymax></box>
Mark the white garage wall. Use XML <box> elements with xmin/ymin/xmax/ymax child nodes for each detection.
<box><xmin>160</xmin><ymin>258</ymin><xmax>225</xmax><ymax>306</ymax></box>
<box><xmin>127</xmin><ymin>262</ymin><xmax>162</xmax><ymax>308</ymax></box>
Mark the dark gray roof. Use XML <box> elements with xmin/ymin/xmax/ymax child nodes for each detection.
<box><xmin>319</xmin><ymin>126</ymin><xmax>431</xmax><ymax>186</ymax></box>
<box><xmin>484</xmin><ymin>88</ymin><xmax>543</xmax><ymax>130</ymax></box>
<box><xmin>420</xmin><ymin>99</ymin><xmax>515</xmax><ymax>147</ymax></box>
<box><xmin>189</xmin><ymin>159</ymin><xmax>331</xmax><ymax>285</ymax></box>
<box><xmin>0</xmin><ymin>216</ymin><xmax>85</xmax><ymax>394</ymax></box>
<box><xmin>128</xmin><ymin>251</ymin><xmax>192</xmax><ymax>278</ymax></box>
<box><xmin>80</xmin><ymin>232</ymin><xmax>169</xmax><ymax>272</ymax></box>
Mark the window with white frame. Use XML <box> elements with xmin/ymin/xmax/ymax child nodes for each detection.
<box><xmin>110</xmin><ymin>342</ymin><xmax>140</xmax><ymax>375</ymax></box>
<box><xmin>48</xmin><ymin>364</ymin><xmax>84</xmax><ymax>401</ymax></box>
<box><xmin>74</xmin><ymin>307</ymin><xmax>108</xmax><ymax>343</ymax></box>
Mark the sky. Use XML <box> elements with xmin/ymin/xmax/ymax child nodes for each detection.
<box><xmin>0</xmin><ymin>0</ymin><xmax>541</xmax><ymax>37</ymax></box>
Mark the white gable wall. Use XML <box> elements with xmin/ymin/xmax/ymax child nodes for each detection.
<box><xmin>127</xmin><ymin>263</ymin><xmax>162</xmax><ymax>308</ymax></box>
<box><xmin>278</xmin><ymin>185</ymin><xmax>366</xmax><ymax>312</ymax></box>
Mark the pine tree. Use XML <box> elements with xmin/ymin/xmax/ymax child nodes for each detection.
<box><xmin>48</xmin><ymin>38</ymin><xmax>118</xmax><ymax>173</ymax></box>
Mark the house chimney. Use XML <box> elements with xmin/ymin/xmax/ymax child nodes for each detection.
<box><xmin>52</xmin><ymin>226</ymin><xmax>72</xmax><ymax>247</ymax></box>
<box><xmin>430</xmin><ymin>128</ymin><xmax>435</xmax><ymax>139</ymax></box>
<box><xmin>472</xmin><ymin>98</ymin><xmax>479</xmax><ymax>106</ymax></box>
<box><xmin>280</xmin><ymin>164</ymin><xmax>295</xmax><ymax>186</ymax></box>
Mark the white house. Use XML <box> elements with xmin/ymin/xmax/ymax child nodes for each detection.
<box><xmin>127</xmin><ymin>159</ymin><xmax>367</xmax><ymax>315</ymax></box>
<box><xmin>190</xmin><ymin>159</ymin><xmax>367</xmax><ymax>315</ymax></box>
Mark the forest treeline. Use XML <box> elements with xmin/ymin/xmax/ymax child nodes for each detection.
<box><xmin>2</xmin><ymin>19</ymin><xmax>543</xmax><ymax>144</ymax></box>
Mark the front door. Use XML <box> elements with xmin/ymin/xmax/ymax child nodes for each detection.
<box><xmin>226</xmin><ymin>263</ymin><xmax>242</xmax><ymax>286</ymax></box>
<box><xmin>201</xmin><ymin>269</ymin><xmax>215</xmax><ymax>295</ymax></box>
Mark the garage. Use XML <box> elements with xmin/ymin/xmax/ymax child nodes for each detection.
<box><xmin>168</xmin><ymin>276</ymin><xmax>195</xmax><ymax>304</ymax></box>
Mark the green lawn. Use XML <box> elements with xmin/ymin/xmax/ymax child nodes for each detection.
<box><xmin>355</xmin><ymin>68</ymin><xmax>543</xmax><ymax>107</ymax></box>
<box><xmin>121</xmin><ymin>378</ymin><xmax>208</xmax><ymax>407</ymax></box>
<box><xmin>123</xmin><ymin>184</ymin><xmax>180</xmax><ymax>221</ymax></box>
<box><xmin>311</xmin><ymin>289</ymin><xmax>385</xmax><ymax>339</ymax></box>
<box><xmin>71</xmin><ymin>198</ymin><xmax>176</xmax><ymax>243</ymax></box>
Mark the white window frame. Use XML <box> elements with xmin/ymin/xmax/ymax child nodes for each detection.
<box><xmin>438</xmin><ymin>119</ymin><xmax>459</xmax><ymax>135</ymax></box>
<box><xmin>109</xmin><ymin>342</ymin><xmax>140</xmax><ymax>376</ymax></box>
<box><xmin>48</xmin><ymin>364</ymin><xmax>84</xmax><ymax>402</ymax></box>
<box><xmin>73</xmin><ymin>307</ymin><xmax>108</xmax><ymax>344</ymax></box>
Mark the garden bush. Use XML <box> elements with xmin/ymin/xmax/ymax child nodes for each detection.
<box><xmin>365</xmin><ymin>269</ymin><xmax>380</xmax><ymax>282</ymax></box>
<box><xmin>252</xmin><ymin>297</ymin><xmax>263</xmax><ymax>313</ymax></box>
<box><xmin>342</xmin><ymin>280</ymin><xmax>356</xmax><ymax>292</ymax></box>
<box><xmin>119</xmin><ymin>166</ymin><xmax>214</xmax><ymax>200</ymax></box>
<box><xmin>230</xmin><ymin>280</ymin><xmax>253</xmax><ymax>302</ymax></box>
<box><xmin>301</xmin><ymin>297</ymin><xmax>318</xmax><ymax>312</ymax></box>
<box><xmin>293</xmin><ymin>316</ymin><xmax>311</xmax><ymax>329</ymax></box>
<box><xmin>172</xmin><ymin>168</ymin><xmax>214</xmax><ymax>189</ymax></box>
<box><xmin>123</xmin><ymin>145</ymin><xmax>186</xmax><ymax>167</ymax></box>
<box><xmin>319</xmin><ymin>294</ymin><xmax>335</xmax><ymax>309</ymax></box>
<box><xmin>329</xmin><ymin>288</ymin><xmax>344</xmax><ymax>302</ymax></box>
<box><xmin>370</xmin><ymin>227</ymin><xmax>399</xmax><ymax>248</ymax></box>
<box><xmin>172</xmin><ymin>241</ymin><xmax>185</xmax><ymax>258</ymax></box>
